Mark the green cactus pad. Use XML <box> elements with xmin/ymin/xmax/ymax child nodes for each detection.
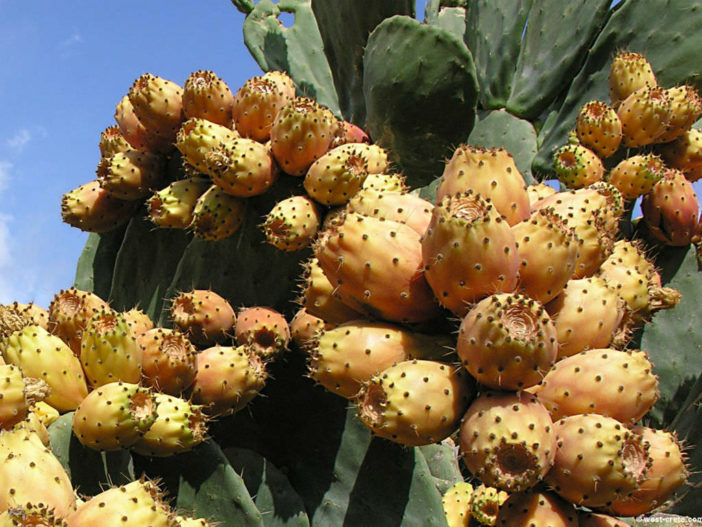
<box><xmin>74</xmin><ymin>228</ymin><xmax>127</xmax><ymax>298</ymax></box>
<box><xmin>425</xmin><ymin>4</ymin><xmax>467</xmax><ymax>42</ymax></box>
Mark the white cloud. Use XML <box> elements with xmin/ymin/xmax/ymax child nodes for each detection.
<box><xmin>0</xmin><ymin>160</ymin><xmax>11</xmax><ymax>191</ymax></box>
<box><xmin>6</xmin><ymin>129</ymin><xmax>31</xmax><ymax>152</ymax></box>
<box><xmin>60</xmin><ymin>32</ymin><xmax>82</xmax><ymax>48</ymax></box>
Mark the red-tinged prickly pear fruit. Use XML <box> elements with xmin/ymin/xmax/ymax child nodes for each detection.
<box><xmin>122</xmin><ymin>307</ymin><xmax>154</xmax><ymax>337</ymax></box>
<box><xmin>114</xmin><ymin>94</ymin><xmax>171</xmax><ymax>153</ymax></box>
<box><xmin>420</xmin><ymin>192</ymin><xmax>519</xmax><ymax>317</ymax></box>
<box><xmin>606</xmin><ymin>153</ymin><xmax>666</xmax><ymax>199</ymax></box>
<box><xmin>308</xmin><ymin>320</ymin><xmax>453</xmax><ymax>399</ymax></box>
<box><xmin>456</xmin><ymin>293</ymin><xmax>558</xmax><ymax>391</ymax></box>
<box><xmin>609</xmin><ymin>50</ymin><xmax>658</xmax><ymax>107</ymax></box>
<box><xmin>0</xmin><ymin>364</ymin><xmax>49</xmax><ymax>429</ymax></box>
<box><xmin>553</xmin><ymin>143</ymin><xmax>605</xmax><ymax>189</ymax></box>
<box><xmin>170</xmin><ymin>289</ymin><xmax>236</xmax><ymax>347</ymax></box>
<box><xmin>61</xmin><ymin>180</ymin><xmax>140</xmax><ymax>233</ymax></box>
<box><xmin>128</xmin><ymin>73</ymin><xmax>185</xmax><ymax>144</ymax></box>
<box><xmin>66</xmin><ymin>477</ymin><xmax>176</xmax><ymax>527</ymax></box>
<box><xmin>495</xmin><ymin>490</ymin><xmax>578</xmax><ymax>527</ymax></box>
<box><xmin>270</xmin><ymin>97</ymin><xmax>338</xmax><ymax>176</ymax></box>
<box><xmin>526</xmin><ymin>182</ymin><xmax>557</xmax><ymax>208</ymax></box>
<box><xmin>72</xmin><ymin>381</ymin><xmax>157</xmax><ymax>451</ymax></box>
<box><xmin>578</xmin><ymin>512</ymin><xmax>629</xmax><ymax>527</ymax></box>
<box><xmin>458</xmin><ymin>391</ymin><xmax>557</xmax><ymax>492</ymax></box>
<box><xmin>606</xmin><ymin>425</ymin><xmax>688</xmax><ymax>516</ymax></box>
<box><xmin>660</xmin><ymin>128</ymin><xmax>702</xmax><ymax>182</ymax></box>
<box><xmin>99</xmin><ymin>125</ymin><xmax>133</xmax><ymax>159</ymax></box>
<box><xmin>290</xmin><ymin>308</ymin><xmax>331</xmax><ymax>350</ymax></box>
<box><xmin>2</xmin><ymin>326</ymin><xmax>88</xmax><ymax>412</ymax></box>
<box><xmin>330</xmin><ymin>121</ymin><xmax>370</xmax><ymax>148</ymax></box>
<box><xmin>175</xmin><ymin>117</ymin><xmax>240</xmax><ymax>176</ymax></box>
<box><xmin>182</xmin><ymin>70</ymin><xmax>235</xmax><ymax>127</ymax></box>
<box><xmin>360</xmin><ymin>172</ymin><xmax>408</xmax><ymax>193</ymax></box>
<box><xmin>530</xmin><ymin>348</ymin><xmax>659</xmax><ymax>424</ymax></box>
<box><xmin>545</xmin><ymin>277</ymin><xmax>626</xmax><ymax>359</ymax></box>
<box><xmin>137</xmin><ymin>328</ymin><xmax>197</xmax><ymax>395</ymax></box>
<box><xmin>205</xmin><ymin>138</ymin><xmax>278</xmax><ymax>197</ymax></box>
<box><xmin>315</xmin><ymin>212</ymin><xmax>441</xmax><ymax>323</ymax></box>
<box><xmin>303</xmin><ymin>144</ymin><xmax>370</xmax><ymax>206</ymax></box>
<box><xmin>346</xmin><ymin>189</ymin><xmax>434</xmax><ymax>236</ymax></box>
<box><xmin>190</xmin><ymin>185</ymin><xmax>247</xmax><ymax>241</ymax></box>
<box><xmin>656</xmin><ymin>84</ymin><xmax>702</xmax><ymax>143</ymax></box>
<box><xmin>0</xmin><ymin>501</ymin><xmax>70</xmax><ymax>526</ymax></box>
<box><xmin>0</xmin><ymin>302</ymin><xmax>48</xmax><ymax>341</ymax></box>
<box><xmin>441</xmin><ymin>481</ymin><xmax>473</xmax><ymax>527</ymax></box>
<box><xmin>436</xmin><ymin>145</ymin><xmax>530</xmax><ymax>226</ymax></box>
<box><xmin>96</xmin><ymin>149</ymin><xmax>166</xmax><ymax>200</ymax></box>
<box><xmin>234</xmin><ymin>306</ymin><xmax>291</xmax><ymax>361</ymax></box>
<box><xmin>232</xmin><ymin>70</ymin><xmax>296</xmax><ymax>141</ymax></box>
<box><xmin>470</xmin><ymin>484</ymin><xmax>509</xmax><ymax>527</ymax></box>
<box><xmin>544</xmin><ymin>413</ymin><xmax>651</xmax><ymax>507</ymax></box>
<box><xmin>48</xmin><ymin>287</ymin><xmax>112</xmax><ymax>355</ymax></box>
<box><xmin>262</xmin><ymin>195</ymin><xmax>322</xmax><ymax>252</ymax></box>
<box><xmin>512</xmin><ymin>208</ymin><xmax>580</xmax><ymax>304</ymax></box>
<box><xmin>575</xmin><ymin>100</ymin><xmax>623</xmax><ymax>158</ymax></box>
<box><xmin>642</xmin><ymin>167</ymin><xmax>699</xmax><ymax>246</ymax></box>
<box><xmin>298</xmin><ymin>256</ymin><xmax>364</xmax><ymax>324</ymax></box>
<box><xmin>147</xmin><ymin>176</ymin><xmax>211</xmax><ymax>229</ymax></box>
<box><xmin>130</xmin><ymin>393</ymin><xmax>208</xmax><ymax>457</ymax></box>
<box><xmin>190</xmin><ymin>345</ymin><xmax>267</xmax><ymax>415</ymax></box>
<box><xmin>80</xmin><ymin>310</ymin><xmax>141</xmax><ymax>388</ymax></box>
<box><xmin>357</xmin><ymin>359</ymin><xmax>474</xmax><ymax>447</ymax></box>
<box><xmin>0</xmin><ymin>427</ymin><xmax>76</xmax><ymax>518</ymax></box>
<box><xmin>617</xmin><ymin>85</ymin><xmax>672</xmax><ymax>147</ymax></box>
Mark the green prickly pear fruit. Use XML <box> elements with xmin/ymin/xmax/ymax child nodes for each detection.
<box><xmin>553</xmin><ymin>143</ymin><xmax>605</xmax><ymax>189</ymax></box>
<box><xmin>421</xmin><ymin>192</ymin><xmax>519</xmax><ymax>317</ymax></box>
<box><xmin>360</xmin><ymin>172</ymin><xmax>407</xmax><ymax>193</ymax></box>
<box><xmin>656</xmin><ymin>84</ymin><xmax>702</xmax><ymax>143</ymax></box>
<box><xmin>190</xmin><ymin>345</ymin><xmax>267</xmax><ymax>416</ymax></box>
<box><xmin>606</xmin><ymin>153</ymin><xmax>666</xmax><ymax>199</ymax></box>
<box><xmin>128</xmin><ymin>73</ymin><xmax>185</xmax><ymax>144</ymax></box>
<box><xmin>175</xmin><ymin>117</ymin><xmax>240</xmax><ymax>176</ymax></box>
<box><xmin>61</xmin><ymin>180</ymin><xmax>140</xmax><ymax>233</ymax></box>
<box><xmin>190</xmin><ymin>185</ymin><xmax>247</xmax><ymax>241</ymax></box>
<box><xmin>617</xmin><ymin>85</ymin><xmax>672</xmax><ymax>147</ymax></box>
<box><xmin>99</xmin><ymin>125</ymin><xmax>133</xmax><ymax>159</ymax></box>
<box><xmin>232</xmin><ymin>70</ymin><xmax>296</xmax><ymax>141</ymax></box>
<box><xmin>205</xmin><ymin>138</ymin><xmax>278</xmax><ymax>197</ymax></box>
<box><xmin>96</xmin><ymin>149</ymin><xmax>166</xmax><ymax>200</ymax></box>
<box><xmin>80</xmin><ymin>310</ymin><xmax>141</xmax><ymax>387</ymax></box>
<box><xmin>495</xmin><ymin>490</ymin><xmax>578</xmax><ymax>527</ymax></box>
<box><xmin>130</xmin><ymin>392</ymin><xmax>208</xmax><ymax>457</ymax></box>
<box><xmin>641</xmin><ymin>167</ymin><xmax>699</xmax><ymax>246</ymax></box>
<box><xmin>530</xmin><ymin>348</ymin><xmax>659</xmax><ymax>424</ymax></box>
<box><xmin>330</xmin><ymin>120</ymin><xmax>370</xmax><ymax>148</ymax></box>
<box><xmin>169</xmin><ymin>289</ymin><xmax>236</xmax><ymax>347</ymax></box>
<box><xmin>660</xmin><ymin>128</ymin><xmax>702</xmax><ymax>182</ymax></box>
<box><xmin>48</xmin><ymin>287</ymin><xmax>112</xmax><ymax>355</ymax></box>
<box><xmin>270</xmin><ymin>97</ymin><xmax>338</xmax><ymax>176</ymax></box>
<box><xmin>436</xmin><ymin>145</ymin><xmax>530</xmax><ymax>226</ymax></box>
<box><xmin>262</xmin><ymin>195</ymin><xmax>322</xmax><ymax>252</ymax></box>
<box><xmin>357</xmin><ymin>359</ymin><xmax>474</xmax><ymax>447</ymax></box>
<box><xmin>298</xmin><ymin>256</ymin><xmax>364</xmax><ymax>324</ymax></box>
<box><xmin>441</xmin><ymin>481</ymin><xmax>473</xmax><ymax>527</ymax></box>
<box><xmin>346</xmin><ymin>188</ymin><xmax>434</xmax><ymax>235</ymax></box>
<box><xmin>308</xmin><ymin>320</ymin><xmax>452</xmax><ymax>399</ymax></box>
<box><xmin>544</xmin><ymin>413</ymin><xmax>650</xmax><ymax>507</ymax></box>
<box><xmin>234</xmin><ymin>306</ymin><xmax>291</xmax><ymax>361</ymax></box>
<box><xmin>470</xmin><ymin>484</ymin><xmax>508</xmax><ymax>526</ymax></box>
<box><xmin>458</xmin><ymin>391</ymin><xmax>557</xmax><ymax>492</ymax></box>
<box><xmin>147</xmin><ymin>176</ymin><xmax>211</xmax><ymax>229</ymax></box>
<box><xmin>303</xmin><ymin>144</ymin><xmax>370</xmax><ymax>206</ymax></box>
<box><xmin>575</xmin><ymin>100</ymin><xmax>623</xmax><ymax>158</ymax></box>
<box><xmin>182</xmin><ymin>70</ymin><xmax>235</xmax><ymax>127</ymax></box>
<box><xmin>72</xmin><ymin>381</ymin><xmax>157</xmax><ymax>451</ymax></box>
<box><xmin>0</xmin><ymin>501</ymin><xmax>69</xmax><ymax>526</ymax></box>
<box><xmin>608</xmin><ymin>50</ymin><xmax>658</xmax><ymax>107</ymax></box>
<box><xmin>0</xmin><ymin>364</ymin><xmax>49</xmax><ymax>429</ymax></box>
<box><xmin>137</xmin><ymin>327</ymin><xmax>197</xmax><ymax>395</ymax></box>
<box><xmin>315</xmin><ymin>212</ymin><xmax>441</xmax><ymax>324</ymax></box>
<box><xmin>114</xmin><ymin>94</ymin><xmax>171</xmax><ymax>153</ymax></box>
<box><xmin>578</xmin><ymin>512</ymin><xmax>629</xmax><ymax>527</ymax></box>
<box><xmin>1</xmin><ymin>325</ymin><xmax>88</xmax><ymax>412</ymax></box>
<box><xmin>289</xmin><ymin>307</ymin><xmax>330</xmax><ymax>350</ymax></box>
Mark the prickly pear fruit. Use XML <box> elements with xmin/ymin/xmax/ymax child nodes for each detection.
<box><xmin>170</xmin><ymin>289</ymin><xmax>236</xmax><ymax>347</ymax></box>
<box><xmin>346</xmin><ymin>188</ymin><xmax>434</xmax><ymax>236</ymax></box>
<box><xmin>298</xmin><ymin>256</ymin><xmax>364</xmax><ymax>324</ymax></box>
<box><xmin>0</xmin><ymin>364</ymin><xmax>49</xmax><ymax>429</ymax></box>
<box><xmin>553</xmin><ymin>143</ymin><xmax>605</xmax><ymax>189</ymax></box>
<box><xmin>436</xmin><ymin>145</ymin><xmax>530</xmax><ymax>226</ymax></box>
<box><xmin>0</xmin><ymin>501</ymin><xmax>69</xmax><ymax>526</ymax></box>
<box><xmin>182</xmin><ymin>70</ymin><xmax>235</xmax><ymax>126</ymax></box>
<box><xmin>330</xmin><ymin>120</ymin><xmax>370</xmax><ymax>148</ymax></box>
<box><xmin>72</xmin><ymin>381</ymin><xmax>157</xmax><ymax>451</ymax></box>
<box><xmin>290</xmin><ymin>308</ymin><xmax>330</xmax><ymax>350</ymax></box>
<box><xmin>617</xmin><ymin>85</ymin><xmax>672</xmax><ymax>147</ymax></box>
<box><xmin>175</xmin><ymin>516</ymin><xmax>213</xmax><ymax>527</ymax></box>
<box><xmin>190</xmin><ymin>185</ymin><xmax>247</xmax><ymax>241</ymax></box>
<box><xmin>578</xmin><ymin>512</ymin><xmax>629</xmax><ymax>527</ymax></box>
<box><xmin>262</xmin><ymin>195</ymin><xmax>322</xmax><ymax>252</ymax></box>
<box><xmin>458</xmin><ymin>391</ymin><xmax>557</xmax><ymax>492</ymax></box>
<box><xmin>234</xmin><ymin>306</ymin><xmax>291</xmax><ymax>360</ymax></box>
<box><xmin>0</xmin><ymin>302</ymin><xmax>48</xmax><ymax>341</ymax></box>
<box><xmin>575</xmin><ymin>100</ymin><xmax>623</xmax><ymax>157</ymax></box>
<box><xmin>190</xmin><ymin>345</ymin><xmax>267</xmax><ymax>415</ymax></box>
<box><xmin>526</xmin><ymin>182</ymin><xmax>557</xmax><ymax>207</ymax></box>
<box><xmin>137</xmin><ymin>327</ymin><xmax>198</xmax><ymax>395</ymax></box>
<box><xmin>361</xmin><ymin>172</ymin><xmax>407</xmax><ymax>193</ymax></box>
<box><xmin>441</xmin><ymin>481</ymin><xmax>473</xmax><ymax>527</ymax></box>
<box><xmin>495</xmin><ymin>490</ymin><xmax>578</xmax><ymax>527</ymax></box>
<box><xmin>315</xmin><ymin>212</ymin><xmax>441</xmax><ymax>323</ymax></box>
<box><xmin>61</xmin><ymin>180</ymin><xmax>140</xmax><ymax>233</ymax></box>
<box><xmin>608</xmin><ymin>50</ymin><xmax>657</xmax><ymax>107</ymax></box>
<box><xmin>128</xmin><ymin>73</ymin><xmax>184</xmax><ymax>143</ymax></box>
<box><xmin>99</xmin><ymin>125</ymin><xmax>132</xmax><ymax>159</ymax></box>
<box><xmin>48</xmin><ymin>287</ymin><xmax>112</xmax><ymax>355</ymax></box>
<box><xmin>656</xmin><ymin>84</ymin><xmax>702</xmax><ymax>143</ymax></box>
<box><xmin>303</xmin><ymin>144</ymin><xmax>370</xmax><ymax>205</ymax></box>
<box><xmin>147</xmin><ymin>176</ymin><xmax>211</xmax><ymax>229</ymax></box>
<box><xmin>130</xmin><ymin>393</ymin><xmax>208</xmax><ymax>457</ymax></box>
<box><xmin>357</xmin><ymin>359</ymin><xmax>474</xmax><ymax>447</ymax></box>
<box><xmin>270</xmin><ymin>97</ymin><xmax>337</xmax><ymax>176</ymax></box>
<box><xmin>205</xmin><ymin>138</ymin><xmax>278</xmax><ymax>197</ymax></box>
<box><xmin>2</xmin><ymin>325</ymin><xmax>88</xmax><ymax>412</ymax></box>
<box><xmin>470</xmin><ymin>484</ymin><xmax>508</xmax><ymax>526</ymax></box>
<box><xmin>456</xmin><ymin>293</ymin><xmax>558</xmax><ymax>391</ymax></box>
<box><xmin>544</xmin><ymin>413</ymin><xmax>650</xmax><ymax>507</ymax></box>
<box><xmin>606</xmin><ymin>153</ymin><xmax>666</xmax><ymax>199</ymax></box>
<box><xmin>122</xmin><ymin>308</ymin><xmax>153</xmax><ymax>337</ymax></box>
<box><xmin>80</xmin><ymin>310</ymin><xmax>141</xmax><ymax>387</ymax></box>
<box><xmin>114</xmin><ymin>94</ymin><xmax>170</xmax><ymax>153</ymax></box>
<box><xmin>308</xmin><ymin>320</ymin><xmax>452</xmax><ymax>399</ymax></box>
<box><xmin>660</xmin><ymin>128</ymin><xmax>702</xmax><ymax>182</ymax></box>
<box><xmin>96</xmin><ymin>149</ymin><xmax>166</xmax><ymax>200</ymax></box>
<box><xmin>175</xmin><ymin>117</ymin><xmax>240</xmax><ymax>176</ymax></box>
<box><xmin>421</xmin><ymin>192</ymin><xmax>519</xmax><ymax>317</ymax></box>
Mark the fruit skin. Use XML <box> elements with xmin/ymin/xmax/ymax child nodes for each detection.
<box><xmin>315</xmin><ymin>212</ymin><xmax>441</xmax><ymax>324</ymax></box>
<box><xmin>421</xmin><ymin>192</ymin><xmax>519</xmax><ymax>317</ymax></box>
<box><xmin>61</xmin><ymin>180</ymin><xmax>140</xmax><ymax>233</ymax></box>
<box><xmin>303</xmin><ymin>144</ymin><xmax>370</xmax><ymax>205</ymax></box>
<box><xmin>553</xmin><ymin>142</ymin><xmax>605</xmax><ymax>189</ymax></box>
<box><xmin>495</xmin><ymin>490</ymin><xmax>578</xmax><ymax>527</ymax></box>
<box><xmin>660</xmin><ymin>128</ymin><xmax>702</xmax><ymax>182</ymax></box>
<box><xmin>608</xmin><ymin>50</ymin><xmax>657</xmax><ymax>107</ymax></box>
<box><xmin>617</xmin><ymin>85</ymin><xmax>672</xmax><ymax>147</ymax></box>
<box><xmin>289</xmin><ymin>307</ymin><xmax>331</xmax><ymax>350</ymax></box>
<box><xmin>526</xmin><ymin>182</ymin><xmax>557</xmax><ymax>207</ymax></box>
<box><xmin>122</xmin><ymin>307</ymin><xmax>154</xmax><ymax>337</ymax></box>
<box><xmin>205</xmin><ymin>138</ymin><xmax>278</xmax><ymax>197</ymax></box>
<box><xmin>128</xmin><ymin>73</ymin><xmax>185</xmax><ymax>144</ymax></box>
<box><xmin>71</xmin><ymin>381</ymin><xmax>157</xmax><ymax>451</ymax></box>
<box><xmin>456</xmin><ymin>293</ymin><xmax>558</xmax><ymax>391</ymax></box>
<box><xmin>458</xmin><ymin>391</ymin><xmax>557</xmax><ymax>493</ymax></box>
<box><xmin>360</xmin><ymin>172</ymin><xmax>407</xmax><ymax>193</ymax></box>
<box><xmin>577</xmin><ymin>512</ymin><xmax>629</xmax><ymax>527</ymax></box>
<box><xmin>114</xmin><ymin>94</ymin><xmax>171</xmax><ymax>153</ymax></box>
<box><xmin>137</xmin><ymin>327</ymin><xmax>198</xmax><ymax>395</ymax></box>
<box><xmin>575</xmin><ymin>100</ymin><xmax>623</xmax><ymax>158</ymax></box>
<box><xmin>190</xmin><ymin>185</ymin><xmax>248</xmax><ymax>241</ymax></box>
<box><xmin>441</xmin><ymin>481</ymin><xmax>473</xmax><ymax>527</ymax></box>
<box><xmin>530</xmin><ymin>348</ymin><xmax>659</xmax><ymax>424</ymax></box>
<box><xmin>182</xmin><ymin>69</ymin><xmax>235</xmax><ymax>127</ymax></box>
<box><xmin>0</xmin><ymin>501</ymin><xmax>70</xmax><ymax>526</ymax></box>
<box><xmin>469</xmin><ymin>484</ymin><xmax>508</xmax><ymax>527</ymax></box>
<box><xmin>147</xmin><ymin>176</ymin><xmax>211</xmax><ymax>229</ymax></box>
<box><xmin>99</xmin><ymin>125</ymin><xmax>133</xmax><ymax>159</ymax></box>
<box><xmin>262</xmin><ymin>195</ymin><xmax>322</xmax><ymax>252</ymax></box>
<box><xmin>346</xmin><ymin>188</ymin><xmax>434</xmax><ymax>236</ymax></box>
<box><xmin>436</xmin><ymin>145</ymin><xmax>530</xmax><ymax>226</ymax></box>
<box><xmin>357</xmin><ymin>359</ymin><xmax>474</xmax><ymax>447</ymax></box>
<box><xmin>606</xmin><ymin>153</ymin><xmax>666</xmax><ymax>200</ymax></box>
<box><xmin>298</xmin><ymin>256</ymin><xmax>364</xmax><ymax>324</ymax></box>
<box><xmin>330</xmin><ymin>120</ymin><xmax>370</xmax><ymax>148</ymax></box>
<box><xmin>175</xmin><ymin>117</ymin><xmax>240</xmax><ymax>176</ymax></box>
<box><xmin>0</xmin><ymin>364</ymin><xmax>49</xmax><ymax>429</ymax></box>
<box><xmin>544</xmin><ymin>413</ymin><xmax>650</xmax><ymax>508</ymax></box>
<box><xmin>48</xmin><ymin>287</ymin><xmax>112</xmax><ymax>355</ymax></box>
<box><xmin>96</xmin><ymin>149</ymin><xmax>166</xmax><ymax>200</ymax></box>
<box><xmin>656</xmin><ymin>84</ymin><xmax>702</xmax><ymax>143</ymax></box>
<box><xmin>170</xmin><ymin>289</ymin><xmax>237</xmax><ymax>347</ymax></box>
<box><xmin>0</xmin><ymin>302</ymin><xmax>49</xmax><ymax>341</ymax></box>
<box><xmin>234</xmin><ymin>306</ymin><xmax>291</xmax><ymax>360</ymax></box>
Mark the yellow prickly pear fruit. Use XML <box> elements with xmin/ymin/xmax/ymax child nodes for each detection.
<box><xmin>61</xmin><ymin>180</ymin><xmax>140</xmax><ymax>234</ymax></box>
<box><xmin>553</xmin><ymin>143</ymin><xmax>605</xmax><ymax>189</ymax></box>
<box><xmin>96</xmin><ymin>149</ymin><xmax>166</xmax><ymax>200</ymax></box>
<box><xmin>170</xmin><ymin>289</ymin><xmax>237</xmax><ymax>347</ymax></box>
<box><xmin>525</xmin><ymin>181</ymin><xmax>557</xmax><ymax>208</ymax></box>
<box><xmin>608</xmin><ymin>50</ymin><xmax>657</xmax><ymax>106</ymax></box>
<box><xmin>0</xmin><ymin>501</ymin><xmax>70</xmax><ymax>526</ymax></box>
<box><xmin>190</xmin><ymin>185</ymin><xmax>248</xmax><ymax>242</ymax></box>
<box><xmin>657</xmin><ymin>84</ymin><xmax>702</xmax><ymax>143</ymax></box>
<box><xmin>48</xmin><ymin>287</ymin><xmax>112</xmax><ymax>355</ymax></box>
<box><xmin>262</xmin><ymin>195</ymin><xmax>322</xmax><ymax>252</ymax></box>
<box><xmin>441</xmin><ymin>481</ymin><xmax>473</xmax><ymax>527</ymax></box>
<box><xmin>660</xmin><ymin>128</ymin><xmax>702</xmax><ymax>182</ymax></box>
<box><xmin>617</xmin><ymin>85</ymin><xmax>672</xmax><ymax>147</ymax></box>
<box><xmin>0</xmin><ymin>364</ymin><xmax>49</xmax><ymax>429</ymax></box>
<box><xmin>575</xmin><ymin>100</ymin><xmax>622</xmax><ymax>158</ymax></box>
<box><xmin>206</xmin><ymin>138</ymin><xmax>278</xmax><ymax>198</ymax></box>
<box><xmin>496</xmin><ymin>491</ymin><xmax>578</xmax><ymax>527</ymax></box>
<box><xmin>183</xmin><ymin>69</ymin><xmax>235</xmax><ymax>127</ymax></box>
<box><xmin>1</xmin><ymin>302</ymin><xmax>48</xmax><ymax>341</ymax></box>
<box><xmin>175</xmin><ymin>117</ymin><xmax>240</xmax><ymax>176</ymax></box>
<box><xmin>122</xmin><ymin>307</ymin><xmax>154</xmax><ymax>337</ymax></box>
<box><xmin>99</xmin><ymin>125</ymin><xmax>133</xmax><ymax>159</ymax></box>
<box><xmin>360</xmin><ymin>172</ymin><xmax>407</xmax><ymax>193</ymax></box>
<box><xmin>346</xmin><ymin>188</ymin><xmax>434</xmax><ymax>236</ymax></box>
<box><xmin>303</xmin><ymin>144</ymin><xmax>370</xmax><ymax>206</ymax></box>
<box><xmin>137</xmin><ymin>327</ymin><xmax>198</xmax><ymax>395</ymax></box>
<box><xmin>128</xmin><ymin>73</ymin><xmax>185</xmax><ymax>144</ymax></box>
<box><xmin>470</xmin><ymin>484</ymin><xmax>509</xmax><ymax>526</ymax></box>
<box><xmin>606</xmin><ymin>153</ymin><xmax>666</xmax><ymax>199</ymax></box>
<box><xmin>147</xmin><ymin>177</ymin><xmax>211</xmax><ymax>230</ymax></box>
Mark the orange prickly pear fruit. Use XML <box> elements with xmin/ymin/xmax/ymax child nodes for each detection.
<box><xmin>128</xmin><ymin>73</ymin><xmax>185</xmax><ymax>144</ymax></box>
<box><xmin>263</xmin><ymin>195</ymin><xmax>322</xmax><ymax>252</ymax></box>
<box><xmin>182</xmin><ymin>69</ymin><xmax>235</xmax><ymax>127</ymax></box>
<box><xmin>656</xmin><ymin>84</ymin><xmax>702</xmax><ymax>143</ymax></box>
<box><xmin>61</xmin><ymin>180</ymin><xmax>140</xmax><ymax>233</ymax></box>
<box><xmin>137</xmin><ymin>327</ymin><xmax>198</xmax><ymax>395</ymax></box>
<box><xmin>190</xmin><ymin>185</ymin><xmax>248</xmax><ymax>241</ymax></box>
<box><xmin>575</xmin><ymin>100</ymin><xmax>622</xmax><ymax>157</ymax></box>
<box><xmin>617</xmin><ymin>85</ymin><xmax>672</xmax><ymax>147</ymax></box>
<box><xmin>234</xmin><ymin>306</ymin><xmax>291</xmax><ymax>361</ymax></box>
<box><xmin>170</xmin><ymin>289</ymin><xmax>236</xmax><ymax>347</ymax></box>
<box><xmin>606</xmin><ymin>153</ymin><xmax>666</xmax><ymax>199</ymax></box>
<box><xmin>608</xmin><ymin>50</ymin><xmax>657</xmax><ymax>107</ymax></box>
<box><xmin>48</xmin><ymin>286</ymin><xmax>112</xmax><ymax>355</ymax></box>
